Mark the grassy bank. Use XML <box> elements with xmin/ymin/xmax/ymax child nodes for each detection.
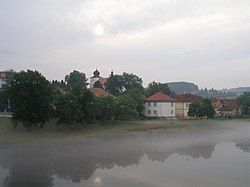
<box><xmin>0</xmin><ymin>117</ymin><xmax>194</xmax><ymax>144</ymax></box>
<box><xmin>1</xmin><ymin>117</ymin><xmax>249</xmax><ymax>144</ymax></box>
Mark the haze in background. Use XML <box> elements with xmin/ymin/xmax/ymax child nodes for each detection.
<box><xmin>1</xmin><ymin>0</ymin><xmax>250</xmax><ymax>89</ymax></box>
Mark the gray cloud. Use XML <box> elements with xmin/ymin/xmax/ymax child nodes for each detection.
<box><xmin>0</xmin><ymin>0</ymin><xmax>250</xmax><ymax>89</ymax></box>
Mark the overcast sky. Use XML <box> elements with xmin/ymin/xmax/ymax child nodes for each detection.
<box><xmin>1</xmin><ymin>0</ymin><xmax>250</xmax><ymax>89</ymax></box>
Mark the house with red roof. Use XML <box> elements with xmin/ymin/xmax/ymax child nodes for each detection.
<box><xmin>89</xmin><ymin>69</ymin><xmax>113</xmax><ymax>89</ymax></box>
<box><xmin>144</xmin><ymin>92</ymin><xmax>176</xmax><ymax>118</ymax></box>
<box><xmin>175</xmin><ymin>94</ymin><xmax>203</xmax><ymax>119</ymax></box>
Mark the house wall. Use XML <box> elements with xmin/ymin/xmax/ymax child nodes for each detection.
<box><xmin>89</xmin><ymin>77</ymin><xmax>99</xmax><ymax>88</ymax></box>
<box><xmin>144</xmin><ymin>101</ymin><xmax>175</xmax><ymax>118</ymax></box>
<box><xmin>175</xmin><ymin>102</ymin><xmax>192</xmax><ymax>119</ymax></box>
<box><xmin>0</xmin><ymin>79</ymin><xmax>5</xmax><ymax>89</ymax></box>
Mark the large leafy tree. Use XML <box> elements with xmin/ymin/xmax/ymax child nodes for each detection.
<box><xmin>95</xmin><ymin>96</ymin><xmax>116</xmax><ymax>121</ymax></box>
<box><xmin>105</xmin><ymin>72</ymin><xmax>144</xmax><ymax>96</ymax></box>
<box><xmin>122</xmin><ymin>73</ymin><xmax>143</xmax><ymax>93</ymax></box>
<box><xmin>147</xmin><ymin>81</ymin><xmax>171</xmax><ymax>96</ymax></box>
<box><xmin>65</xmin><ymin>70</ymin><xmax>88</xmax><ymax>90</ymax></box>
<box><xmin>55</xmin><ymin>85</ymin><xmax>95</xmax><ymax>125</ymax></box>
<box><xmin>105</xmin><ymin>75</ymin><xmax>124</xmax><ymax>96</ymax></box>
<box><xmin>125</xmin><ymin>89</ymin><xmax>145</xmax><ymax>116</ymax></box>
<box><xmin>4</xmin><ymin>70</ymin><xmax>53</xmax><ymax>127</ymax></box>
<box><xmin>203</xmin><ymin>99</ymin><xmax>215</xmax><ymax>118</ymax></box>
<box><xmin>115</xmin><ymin>94</ymin><xmax>138</xmax><ymax>120</ymax></box>
<box><xmin>188</xmin><ymin>99</ymin><xmax>215</xmax><ymax>118</ymax></box>
<box><xmin>237</xmin><ymin>92</ymin><xmax>250</xmax><ymax>116</ymax></box>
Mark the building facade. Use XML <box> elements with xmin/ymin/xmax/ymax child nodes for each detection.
<box><xmin>89</xmin><ymin>69</ymin><xmax>113</xmax><ymax>89</ymax></box>
<box><xmin>175</xmin><ymin>94</ymin><xmax>203</xmax><ymax>119</ymax></box>
<box><xmin>144</xmin><ymin>92</ymin><xmax>176</xmax><ymax>118</ymax></box>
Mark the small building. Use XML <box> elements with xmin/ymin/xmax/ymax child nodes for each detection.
<box><xmin>175</xmin><ymin>94</ymin><xmax>203</xmax><ymax>119</ymax></box>
<box><xmin>89</xmin><ymin>69</ymin><xmax>113</xmax><ymax>89</ymax></box>
<box><xmin>0</xmin><ymin>71</ymin><xmax>6</xmax><ymax>89</ymax></box>
<box><xmin>144</xmin><ymin>92</ymin><xmax>176</xmax><ymax>118</ymax></box>
<box><xmin>218</xmin><ymin>99</ymin><xmax>241</xmax><ymax>117</ymax></box>
<box><xmin>89</xmin><ymin>88</ymin><xmax>115</xmax><ymax>98</ymax></box>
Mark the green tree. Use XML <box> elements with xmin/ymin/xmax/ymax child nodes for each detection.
<box><xmin>125</xmin><ymin>89</ymin><xmax>145</xmax><ymax>116</ymax></box>
<box><xmin>188</xmin><ymin>102</ymin><xmax>204</xmax><ymax>118</ymax></box>
<box><xmin>147</xmin><ymin>81</ymin><xmax>171</xmax><ymax>96</ymax></box>
<box><xmin>203</xmin><ymin>98</ymin><xmax>215</xmax><ymax>118</ymax></box>
<box><xmin>4</xmin><ymin>70</ymin><xmax>53</xmax><ymax>127</ymax></box>
<box><xmin>115</xmin><ymin>94</ymin><xmax>138</xmax><ymax>120</ymax></box>
<box><xmin>95</xmin><ymin>96</ymin><xmax>116</xmax><ymax>121</ymax></box>
<box><xmin>105</xmin><ymin>75</ymin><xmax>124</xmax><ymax>96</ymax></box>
<box><xmin>122</xmin><ymin>73</ymin><xmax>143</xmax><ymax>93</ymax></box>
<box><xmin>65</xmin><ymin>70</ymin><xmax>88</xmax><ymax>90</ymax></box>
<box><xmin>55</xmin><ymin>85</ymin><xmax>95</xmax><ymax>125</ymax></box>
<box><xmin>188</xmin><ymin>99</ymin><xmax>215</xmax><ymax>118</ymax></box>
<box><xmin>237</xmin><ymin>92</ymin><xmax>250</xmax><ymax>116</ymax></box>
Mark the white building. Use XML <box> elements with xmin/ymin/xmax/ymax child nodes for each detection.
<box><xmin>0</xmin><ymin>72</ymin><xmax>6</xmax><ymax>89</ymax></box>
<box><xmin>144</xmin><ymin>92</ymin><xmax>176</xmax><ymax>118</ymax></box>
<box><xmin>89</xmin><ymin>69</ymin><xmax>113</xmax><ymax>89</ymax></box>
<box><xmin>175</xmin><ymin>94</ymin><xmax>203</xmax><ymax>119</ymax></box>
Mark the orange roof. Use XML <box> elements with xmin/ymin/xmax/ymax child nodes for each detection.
<box><xmin>145</xmin><ymin>92</ymin><xmax>176</xmax><ymax>102</ymax></box>
<box><xmin>99</xmin><ymin>77</ymin><xmax>108</xmax><ymax>85</ymax></box>
<box><xmin>89</xmin><ymin>88</ymin><xmax>115</xmax><ymax>98</ymax></box>
<box><xmin>176</xmin><ymin>94</ymin><xmax>203</xmax><ymax>102</ymax></box>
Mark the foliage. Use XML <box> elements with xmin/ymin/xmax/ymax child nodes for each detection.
<box><xmin>105</xmin><ymin>75</ymin><xmax>124</xmax><ymax>96</ymax></box>
<box><xmin>147</xmin><ymin>81</ymin><xmax>171</xmax><ymax>96</ymax></box>
<box><xmin>122</xmin><ymin>73</ymin><xmax>143</xmax><ymax>93</ymax></box>
<box><xmin>65</xmin><ymin>70</ymin><xmax>88</xmax><ymax>90</ymax></box>
<box><xmin>124</xmin><ymin>89</ymin><xmax>145</xmax><ymax>116</ymax></box>
<box><xmin>115</xmin><ymin>94</ymin><xmax>138</xmax><ymax>120</ymax></box>
<box><xmin>105</xmin><ymin>72</ymin><xmax>143</xmax><ymax>96</ymax></box>
<box><xmin>4</xmin><ymin>70</ymin><xmax>53</xmax><ymax>127</ymax></box>
<box><xmin>55</xmin><ymin>85</ymin><xmax>95</xmax><ymax>125</ymax></box>
<box><xmin>95</xmin><ymin>96</ymin><xmax>116</xmax><ymax>121</ymax></box>
<box><xmin>93</xmin><ymin>80</ymin><xmax>103</xmax><ymax>89</ymax></box>
<box><xmin>237</xmin><ymin>92</ymin><xmax>250</xmax><ymax>116</ymax></box>
<box><xmin>51</xmin><ymin>80</ymin><xmax>67</xmax><ymax>93</ymax></box>
<box><xmin>188</xmin><ymin>99</ymin><xmax>215</xmax><ymax>118</ymax></box>
<box><xmin>188</xmin><ymin>102</ymin><xmax>204</xmax><ymax>118</ymax></box>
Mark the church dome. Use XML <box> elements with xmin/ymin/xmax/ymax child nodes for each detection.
<box><xmin>93</xmin><ymin>69</ymin><xmax>100</xmax><ymax>77</ymax></box>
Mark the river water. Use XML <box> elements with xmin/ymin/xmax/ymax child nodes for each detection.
<box><xmin>0</xmin><ymin>120</ymin><xmax>250</xmax><ymax>187</ymax></box>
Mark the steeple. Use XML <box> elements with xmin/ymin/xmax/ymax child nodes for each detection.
<box><xmin>110</xmin><ymin>70</ymin><xmax>114</xmax><ymax>77</ymax></box>
<box><xmin>93</xmin><ymin>69</ymin><xmax>100</xmax><ymax>77</ymax></box>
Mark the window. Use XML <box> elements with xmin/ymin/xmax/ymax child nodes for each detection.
<box><xmin>171</xmin><ymin>102</ymin><xmax>174</xmax><ymax>107</ymax></box>
<box><xmin>171</xmin><ymin>110</ymin><xmax>174</xmax><ymax>115</ymax></box>
<box><xmin>148</xmin><ymin>102</ymin><xmax>151</xmax><ymax>106</ymax></box>
<box><xmin>153</xmin><ymin>110</ymin><xmax>157</xmax><ymax>115</ymax></box>
<box><xmin>148</xmin><ymin>110</ymin><xmax>151</xmax><ymax>115</ymax></box>
<box><xmin>153</xmin><ymin>102</ymin><xmax>157</xmax><ymax>106</ymax></box>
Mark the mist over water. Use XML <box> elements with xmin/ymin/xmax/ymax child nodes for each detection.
<box><xmin>0</xmin><ymin>120</ymin><xmax>250</xmax><ymax>187</ymax></box>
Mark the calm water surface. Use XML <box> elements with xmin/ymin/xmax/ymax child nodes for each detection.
<box><xmin>0</xmin><ymin>120</ymin><xmax>250</xmax><ymax>187</ymax></box>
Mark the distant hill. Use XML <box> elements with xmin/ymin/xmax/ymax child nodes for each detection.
<box><xmin>167</xmin><ymin>82</ymin><xmax>199</xmax><ymax>94</ymax></box>
<box><xmin>229</xmin><ymin>87</ymin><xmax>250</xmax><ymax>94</ymax></box>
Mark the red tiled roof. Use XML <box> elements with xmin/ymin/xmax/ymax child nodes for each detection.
<box><xmin>145</xmin><ymin>92</ymin><xmax>176</xmax><ymax>102</ymax></box>
<box><xmin>89</xmin><ymin>88</ymin><xmax>115</xmax><ymax>98</ymax></box>
<box><xmin>176</xmin><ymin>94</ymin><xmax>203</xmax><ymax>102</ymax></box>
<box><xmin>99</xmin><ymin>77</ymin><xmax>108</xmax><ymax>85</ymax></box>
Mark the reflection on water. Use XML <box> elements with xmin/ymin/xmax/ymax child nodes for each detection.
<box><xmin>0</xmin><ymin>120</ymin><xmax>250</xmax><ymax>187</ymax></box>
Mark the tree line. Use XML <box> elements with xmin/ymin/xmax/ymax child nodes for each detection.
<box><xmin>1</xmin><ymin>70</ymin><xmax>174</xmax><ymax>127</ymax></box>
<box><xmin>0</xmin><ymin>69</ymin><xmax>249</xmax><ymax>127</ymax></box>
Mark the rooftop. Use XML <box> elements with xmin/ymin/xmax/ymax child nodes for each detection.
<box><xmin>89</xmin><ymin>88</ymin><xmax>115</xmax><ymax>98</ymax></box>
<box><xmin>145</xmin><ymin>92</ymin><xmax>176</xmax><ymax>102</ymax></box>
<box><xmin>176</xmin><ymin>94</ymin><xmax>203</xmax><ymax>102</ymax></box>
